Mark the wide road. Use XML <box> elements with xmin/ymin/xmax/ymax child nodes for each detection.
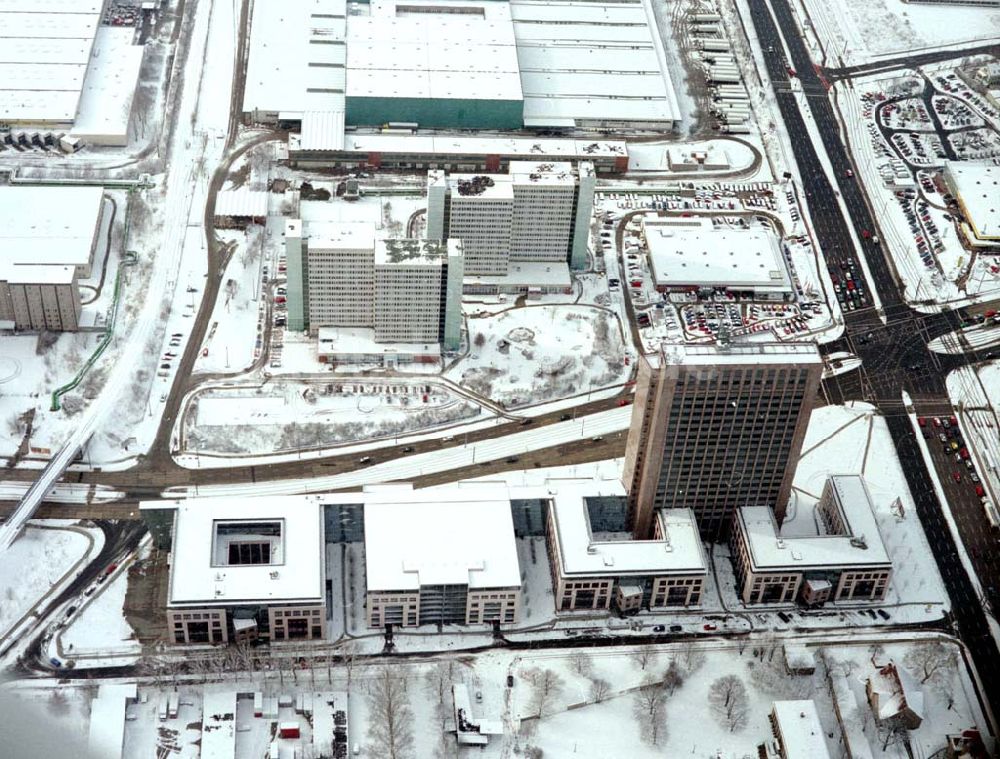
<box><xmin>747</xmin><ymin>0</ymin><xmax>1000</xmax><ymax>711</ymax></box>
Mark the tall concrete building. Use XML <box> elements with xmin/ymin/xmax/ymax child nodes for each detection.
<box><xmin>285</xmin><ymin>222</ymin><xmax>464</xmax><ymax>351</ymax></box>
<box><xmin>0</xmin><ymin>264</ymin><xmax>82</xmax><ymax>331</ymax></box>
<box><xmin>425</xmin><ymin>161</ymin><xmax>595</xmax><ymax>277</ymax></box>
<box><xmin>623</xmin><ymin>342</ymin><xmax>822</xmax><ymax>541</ymax></box>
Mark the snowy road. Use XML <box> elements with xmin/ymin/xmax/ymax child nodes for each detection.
<box><xmin>163</xmin><ymin>406</ymin><xmax>633</xmax><ymax>498</ymax></box>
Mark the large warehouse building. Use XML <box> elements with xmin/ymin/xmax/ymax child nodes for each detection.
<box><xmin>0</xmin><ymin>2</ymin><xmax>144</xmax><ymax>144</ymax></box>
<box><xmin>243</xmin><ymin>0</ymin><xmax>679</xmax><ymax>144</ymax></box>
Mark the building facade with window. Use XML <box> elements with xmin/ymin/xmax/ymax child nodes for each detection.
<box><xmin>153</xmin><ymin>495</ymin><xmax>328</xmax><ymax>645</ymax></box>
<box><xmin>730</xmin><ymin>475</ymin><xmax>892</xmax><ymax>605</ymax></box>
<box><xmin>545</xmin><ymin>491</ymin><xmax>707</xmax><ymax>613</ymax></box>
<box><xmin>623</xmin><ymin>341</ymin><xmax>822</xmax><ymax>540</ymax></box>
<box><xmin>364</xmin><ymin>485</ymin><xmax>522</xmax><ymax>628</ymax></box>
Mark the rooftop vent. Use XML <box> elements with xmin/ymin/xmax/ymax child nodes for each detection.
<box><xmin>849</xmin><ymin>535</ymin><xmax>868</xmax><ymax>550</ymax></box>
<box><xmin>269</xmin><ymin>570</ymin><xmax>281</xmax><ymax>580</ymax></box>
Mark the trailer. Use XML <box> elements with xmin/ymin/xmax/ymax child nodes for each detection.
<box><xmin>167</xmin><ymin>692</ymin><xmax>179</xmax><ymax>719</ymax></box>
<box><xmin>724</xmin><ymin>125</ymin><xmax>753</xmax><ymax>134</ymax></box>
<box><xmin>692</xmin><ymin>23</ymin><xmax>721</xmax><ymax>34</ymax></box>
<box><xmin>717</xmin><ymin>92</ymin><xmax>751</xmax><ymax>101</ymax></box>
<box><xmin>702</xmin><ymin>39</ymin><xmax>731</xmax><ymax>52</ymax></box>
<box><xmin>692</xmin><ymin>12</ymin><xmax>722</xmax><ymax>21</ymax></box>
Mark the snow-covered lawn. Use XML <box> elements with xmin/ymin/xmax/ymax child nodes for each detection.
<box><xmin>449</xmin><ymin>305</ymin><xmax>629</xmax><ymax>408</ymax></box>
<box><xmin>182</xmin><ymin>379</ymin><xmax>484</xmax><ymax>456</ymax></box>
<box><xmin>0</xmin><ymin>525</ymin><xmax>90</xmax><ymax>640</ymax></box>
<box><xmin>60</xmin><ymin>569</ymin><xmax>140</xmax><ymax>659</ymax></box>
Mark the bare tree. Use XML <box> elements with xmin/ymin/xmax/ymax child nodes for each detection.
<box><xmin>589</xmin><ymin>677</ymin><xmax>611</xmax><ymax>704</ymax></box>
<box><xmin>708</xmin><ymin>675</ymin><xmax>749</xmax><ymax>733</ymax></box>
<box><xmin>340</xmin><ymin>641</ymin><xmax>358</xmax><ymax>687</ymax></box>
<box><xmin>528</xmin><ymin>668</ymin><xmax>564</xmax><ymax>717</ymax></box>
<box><xmin>425</xmin><ymin>661</ymin><xmax>455</xmax><ymax>708</ymax></box>
<box><xmin>662</xmin><ymin>659</ymin><xmax>684</xmax><ymax>696</ymax></box>
<box><xmin>878</xmin><ymin>716</ymin><xmax>909</xmax><ymax>752</ymax></box>
<box><xmin>632</xmin><ymin>676</ymin><xmax>667</xmax><ymax>746</ymax></box>
<box><xmin>569</xmin><ymin>651</ymin><xmax>593</xmax><ymax>678</ymax></box>
<box><xmin>367</xmin><ymin>667</ymin><xmax>414</xmax><ymax>759</ymax></box>
<box><xmin>904</xmin><ymin>642</ymin><xmax>958</xmax><ymax>686</ymax></box>
<box><xmin>631</xmin><ymin>644</ymin><xmax>656</xmax><ymax>671</ymax></box>
<box><xmin>676</xmin><ymin>640</ymin><xmax>706</xmax><ymax>677</ymax></box>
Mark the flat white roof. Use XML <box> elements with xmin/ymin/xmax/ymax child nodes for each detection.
<box><xmin>305</xmin><ymin>221</ymin><xmax>377</xmax><ymax>250</ymax></box>
<box><xmin>656</xmin><ymin>340</ymin><xmax>823</xmax><ymax>367</ymax></box>
<box><xmin>87</xmin><ymin>683</ymin><xmax>135</xmax><ymax>759</ymax></box>
<box><xmin>738</xmin><ymin>476</ymin><xmax>891</xmax><ymax>571</ymax></box>
<box><xmin>0</xmin><ymin>262</ymin><xmax>76</xmax><ymax>285</ymax></box>
<box><xmin>509</xmin><ymin>160</ymin><xmax>576</xmax><ymax>186</ymax></box>
<box><xmin>0</xmin><ymin>186</ymin><xmax>103</xmax><ymax>267</ymax></box>
<box><xmin>946</xmin><ymin>160</ymin><xmax>998</xmax><ymax>239</ymax></box>
<box><xmin>0</xmin><ymin>7</ymin><xmax>101</xmax><ymax>123</ymax></box>
<box><xmin>314</xmin><ymin>132</ymin><xmax>627</xmax><ymax>159</ymax></box>
<box><xmin>317</xmin><ymin>327</ymin><xmax>440</xmax><ymax>356</ymax></box>
<box><xmin>201</xmin><ymin>691</ymin><xmax>237</xmax><ymax>759</ymax></box>
<box><xmin>364</xmin><ymin>484</ymin><xmax>521</xmax><ymax>591</ymax></box>
<box><xmin>243</xmin><ymin>1</ymin><xmax>347</xmax><ymax>116</ymax></box>
<box><xmin>550</xmin><ymin>491</ymin><xmax>707</xmax><ymax>576</ymax></box>
<box><xmin>162</xmin><ymin>495</ymin><xmax>325</xmax><ymax>606</ymax></box>
<box><xmin>463</xmin><ymin>261</ymin><xmax>571</xmax><ymax>288</ymax></box>
<box><xmin>771</xmin><ymin>701</ymin><xmax>832</xmax><ymax>759</ymax></box>
<box><xmin>374</xmin><ymin>238</ymin><xmax>455</xmax><ymax>266</ymax></box>
<box><xmin>215</xmin><ymin>188</ymin><xmax>269</xmax><ymax>218</ymax></box>
<box><xmin>645</xmin><ymin>219</ymin><xmax>792</xmax><ymax>292</ymax></box>
<box><xmin>510</xmin><ymin>0</ymin><xmax>679</xmax><ymax>126</ymax></box>
<box><xmin>70</xmin><ymin>27</ymin><xmax>144</xmax><ymax>143</ymax></box>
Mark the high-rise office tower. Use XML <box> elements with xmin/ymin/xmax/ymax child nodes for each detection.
<box><xmin>623</xmin><ymin>341</ymin><xmax>822</xmax><ymax>540</ymax></box>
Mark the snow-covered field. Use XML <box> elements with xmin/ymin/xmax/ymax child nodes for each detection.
<box><xmin>796</xmin><ymin>0</ymin><xmax>1000</xmax><ymax>68</ymax></box>
<box><xmin>449</xmin><ymin>305</ymin><xmax>630</xmax><ymax>408</ymax></box>
<box><xmin>0</xmin><ymin>525</ymin><xmax>91</xmax><ymax>642</ymax></box>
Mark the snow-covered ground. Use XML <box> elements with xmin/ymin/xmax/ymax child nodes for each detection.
<box><xmin>448</xmin><ymin>305</ymin><xmax>630</xmax><ymax>408</ymax></box>
<box><xmin>1</xmin><ymin>634</ymin><xmax>990</xmax><ymax>759</ymax></box>
<box><xmin>182</xmin><ymin>379</ymin><xmax>485</xmax><ymax>456</ymax></box>
<box><xmin>794</xmin><ymin>0</ymin><xmax>1000</xmax><ymax>68</ymax></box>
<box><xmin>59</xmin><ymin>568</ymin><xmax>141</xmax><ymax>661</ymax></box>
<box><xmin>0</xmin><ymin>524</ymin><xmax>93</xmax><ymax>643</ymax></box>
<box><xmin>946</xmin><ymin>363</ymin><xmax>1000</xmax><ymax>509</ymax></box>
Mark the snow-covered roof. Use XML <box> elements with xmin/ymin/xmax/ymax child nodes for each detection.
<box><xmin>374</xmin><ymin>238</ymin><xmax>453</xmax><ymax>266</ymax></box>
<box><xmin>311</xmin><ymin>692</ymin><xmax>349</xmax><ymax>755</ymax></box>
<box><xmin>363</xmin><ymin>484</ymin><xmax>521</xmax><ymax>591</ymax></box>
<box><xmin>867</xmin><ymin>662</ymin><xmax>925</xmax><ymax>722</ymax></box>
<box><xmin>508</xmin><ymin>161</ymin><xmax>577</xmax><ymax>186</ymax></box>
<box><xmin>549</xmin><ymin>492</ymin><xmax>708</xmax><ymax>577</ymax></box>
<box><xmin>463</xmin><ymin>261</ymin><xmax>571</xmax><ymax>289</ymax></box>
<box><xmin>771</xmin><ymin>700</ymin><xmax>831</xmax><ymax>759</ymax></box>
<box><xmin>305</xmin><ymin>221</ymin><xmax>377</xmax><ymax>251</ymax></box>
<box><xmin>644</xmin><ymin>218</ymin><xmax>792</xmax><ymax>293</ymax></box>
<box><xmin>0</xmin><ymin>186</ymin><xmax>103</xmax><ymax>267</ymax></box>
<box><xmin>86</xmin><ymin>683</ymin><xmax>135</xmax><ymax>759</ymax></box>
<box><xmin>0</xmin><ymin>263</ymin><xmax>76</xmax><ymax>285</ymax></box>
<box><xmin>945</xmin><ymin>161</ymin><xmax>999</xmax><ymax>239</ymax></box>
<box><xmin>345</xmin><ymin>6</ymin><xmax>523</xmax><ymax>103</ymax></box>
<box><xmin>317</xmin><ymin>327</ymin><xmax>440</xmax><ymax>357</ymax></box>
<box><xmin>299</xmin><ymin>110</ymin><xmax>346</xmax><ymax>151</ymax></box>
<box><xmin>737</xmin><ymin>476</ymin><xmax>891</xmax><ymax>571</ymax></box>
<box><xmin>201</xmin><ymin>691</ymin><xmax>237</xmax><ymax>759</ymax></box>
<box><xmin>830</xmin><ymin>674</ymin><xmax>875</xmax><ymax>759</ymax></box>
<box><xmin>70</xmin><ymin>27</ymin><xmax>144</xmax><ymax>145</ymax></box>
<box><xmin>510</xmin><ymin>0</ymin><xmax>679</xmax><ymax>127</ymax></box>
<box><xmin>242</xmin><ymin>0</ymin><xmax>347</xmax><ymax>116</ymax></box>
<box><xmin>323</xmin><ymin>132</ymin><xmax>627</xmax><ymax>159</ymax></box>
<box><xmin>163</xmin><ymin>495</ymin><xmax>325</xmax><ymax>606</ymax></box>
<box><xmin>655</xmin><ymin>341</ymin><xmax>823</xmax><ymax>367</ymax></box>
<box><xmin>0</xmin><ymin>7</ymin><xmax>102</xmax><ymax>123</ymax></box>
<box><xmin>215</xmin><ymin>188</ymin><xmax>269</xmax><ymax>218</ymax></box>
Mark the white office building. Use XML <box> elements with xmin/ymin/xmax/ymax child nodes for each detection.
<box><xmin>426</xmin><ymin>160</ymin><xmax>595</xmax><ymax>278</ymax></box>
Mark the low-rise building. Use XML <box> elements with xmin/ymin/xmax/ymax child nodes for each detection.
<box><xmin>943</xmin><ymin>161</ymin><xmax>999</xmax><ymax>251</ymax></box>
<box><xmin>730</xmin><ymin>476</ymin><xmax>892</xmax><ymax>605</ymax></box>
<box><xmin>545</xmin><ymin>491</ymin><xmax>707</xmax><ymax>613</ymax></box>
<box><xmin>148</xmin><ymin>495</ymin><xmax>328</xmax><ymax>645</ymax></box>
<box><xmin>866</xmin><ymin>660</ymin><xmax>925</xmax><ymax>730</ymax></box>
<box><xmin>764</xmin><ymin>700</ymin><xmax>832</xmax><ymax>759</ymax></box>
<box><xmin>364</xmin><ymin>485</ymin><xmax>522</xmax><ymax>627</ymax></box>
<box><xmin>643</xmin><ymin>216</ymin><xmax>793</xmax><ymax>302</ymax></box>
